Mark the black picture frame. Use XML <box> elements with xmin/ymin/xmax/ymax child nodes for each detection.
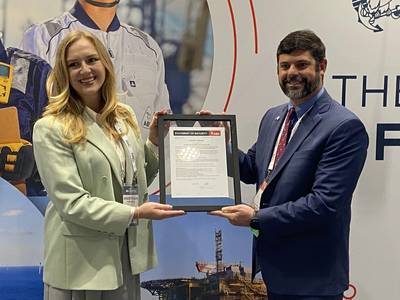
<box><xmin>157</xmin><ymin>114</ymin><xmax>241</xmax><ymax>212</ymax></box>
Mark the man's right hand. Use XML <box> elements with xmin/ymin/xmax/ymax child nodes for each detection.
<box><xmin>196</xmin><ymin>110</ymin><xmax>231</xmax><ymax>143</ymax></box>
<box><xmin>209</xmin><ymin>204</ymin><xmax>256</xmax><ymax>227</ymax></box>
<box><xmin>196</xmin><ymin>110</ymin><xmax>220</xmax><ymax>127</ymax></box>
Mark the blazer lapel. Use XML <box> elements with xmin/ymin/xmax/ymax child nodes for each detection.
<box><xmin>268</xmin><ymin>99</ymin><xmax>328</xmax><ymax>184</ymax></box>
<box><xmin>118</xmin><ymin>120</ymin><xmax>136</xmax><ymax>186</ymax></box>
<box><xmin>84</xmin><ymin>114</ymin><xmax>124</xmax><ymax>187</ymax></box>
<box><xmin>260</xmin><ymin>106</ymin><xmax>287</xmax><ymax>179</ymax></box>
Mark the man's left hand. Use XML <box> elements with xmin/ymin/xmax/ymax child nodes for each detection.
<box><xmin>209</xmin><ymin>204</ymin><xmax>255</xmax><ymax>227</ymax></box>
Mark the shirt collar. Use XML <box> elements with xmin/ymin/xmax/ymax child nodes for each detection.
<box><xmin>288</xmin><ymin>87</ymin><xmax>325</xmax><ymax>119</ymax></box>
<box><xmin>70</xmin><ymin>1</ymin><xmax>120</xmax><ymax>32</ymax></box>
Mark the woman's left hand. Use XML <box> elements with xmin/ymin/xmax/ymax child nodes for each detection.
<box><xmin>148</xmin><ymin>109</ymin><xmax>171</xmax><ymax>146</ymax></box>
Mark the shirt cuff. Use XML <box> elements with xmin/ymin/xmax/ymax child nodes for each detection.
<box><xmin>146</xmin><ymin>138</ymin><xmax>159</xmax><ymax>158</ymax></box>
<box><xmin>128</xmin><ymin>207</ymin><xmax>136</xmax><ymax>226</ymax></box>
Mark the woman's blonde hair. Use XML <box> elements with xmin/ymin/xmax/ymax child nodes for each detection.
<box><xmin>44</xmin><ymin>30</ymin><xmax>139</xmax><ymax>144</ymax></box>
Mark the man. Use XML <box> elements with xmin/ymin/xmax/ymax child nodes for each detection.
<box><xmin>21</xmin><ymin>0</ymin><xmax>170</xmax><ymax>137</ymax></box>
<box><xmin>210</xmin><ymin>30</ymin><xmax>369</xmax><ymax>300</ymax></box>
<box><xmin>0</xmin><ymin>39</ymin><xmax>51</xmax><ymax>197</ymax></box>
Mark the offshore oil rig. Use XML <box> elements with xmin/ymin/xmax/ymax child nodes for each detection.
<box><xmin>141</xmin><ymin>230</ymin><xmax>267</xmax><ymax>300</ymax></box>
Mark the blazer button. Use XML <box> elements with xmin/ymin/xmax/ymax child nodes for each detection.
<box><xmin>108</xmin><ymin>233</ymin><xmax>117</xmax><ymax>240</ymax></box>
<box><xmin>101</xmin><ymin>176</ymin><xmax>108</xmax><ymax>182</ymax></box>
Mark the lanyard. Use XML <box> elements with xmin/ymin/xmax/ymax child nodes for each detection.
<box><xmin>252</xmin><ymin>107</ymin><xmax>313</xmax><ymax>211</ymax></box>
<box><xmin>115</xmin><ymin>121</ymin><xmax>137</xmax><ymax>184</ymax></box>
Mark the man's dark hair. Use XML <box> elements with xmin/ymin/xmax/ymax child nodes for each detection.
<box><xmin>277</xmin><ymin>30</ymin><xmax>326</xmax><ymax>63</ymax></box>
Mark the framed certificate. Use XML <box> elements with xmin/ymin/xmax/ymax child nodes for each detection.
<box><xmin>157</xmin><ymin>114</ymin><xmax>241</xmax><ymax>211</ymax></box>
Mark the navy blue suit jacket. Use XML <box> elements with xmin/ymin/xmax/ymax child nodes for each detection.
<box><xmin>239</xmin><ymin>91</ymin><xmax>368</xmax><ymax>296</ymax></box>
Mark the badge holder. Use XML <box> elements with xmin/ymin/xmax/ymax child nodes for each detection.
<box><xmin>123</xmin><ymin>182</ymin><xmax>139</xmax><ymax>225</ymax></box>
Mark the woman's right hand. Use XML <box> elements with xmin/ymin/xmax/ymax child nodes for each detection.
<box><xmin>148</xmin><ymin>109</ymin><xmax>171</xmax><ymax>146</ymax></box>
<box><xmin>136</xmin><ymin>202</ymin><xmax>185</xmax><ymax>220</ymax></box>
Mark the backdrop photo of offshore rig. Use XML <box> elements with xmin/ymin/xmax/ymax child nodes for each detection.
<box><xmin>141</xmin><ymin>230</ymin><xmax>267</xmax><ymax>300</ymax></box>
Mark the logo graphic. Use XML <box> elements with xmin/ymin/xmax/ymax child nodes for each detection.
<box><xmin>141</xmin><ymin>106</ymin><xmax>152</xmax><ymax>128</ymax></box>
<box><xmin>352</xmin><ymin>0</ymin><xmax>400</xmax><ymax>32</ymax></box>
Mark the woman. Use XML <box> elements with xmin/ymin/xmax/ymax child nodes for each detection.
<box><xmin>33</xmin><ymin>30</ymin><xmax>184</xmax><ymax>300</ymax></box>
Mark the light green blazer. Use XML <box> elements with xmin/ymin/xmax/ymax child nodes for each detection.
<box><xmin>33</xmin><ymin>107</ymin><xmax>158</xmax><ymax>290</ymax></box>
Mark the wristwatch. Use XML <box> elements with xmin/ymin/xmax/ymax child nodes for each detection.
<box><xmin>250</xmin><ymin>216</ymin><xmax>260</xmax><ymax>230</ymax></box>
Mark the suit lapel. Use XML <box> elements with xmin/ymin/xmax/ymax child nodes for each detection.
<box><xmin>260</xmin><ymin>106</ymin><xmax>287</xmax><ymax>179</ymax></box>
<box><xmin>84</xmin><ymin>114</ymin><xmax>124</xmax><ymax>187</ymax></box>
<box><xmin>268</xmin><ymin>94</ymin><xmax>331</xmax><ymax>184</ymax></box>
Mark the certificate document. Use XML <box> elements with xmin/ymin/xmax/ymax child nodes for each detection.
<box><xmin>158</xmin><ymin>114</ymin><xmax>241</xmax><ymax>211</ymax></box>
<box><xmin>169</xmin><ymin>127</ymin><xmax>229</xmax><ymax>198</ymax></box>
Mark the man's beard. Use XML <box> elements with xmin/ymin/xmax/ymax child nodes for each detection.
<box><xmin>279</xmin><ymin>73</ymin><xmax>320</xmax><ymax>100</ymax></box>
